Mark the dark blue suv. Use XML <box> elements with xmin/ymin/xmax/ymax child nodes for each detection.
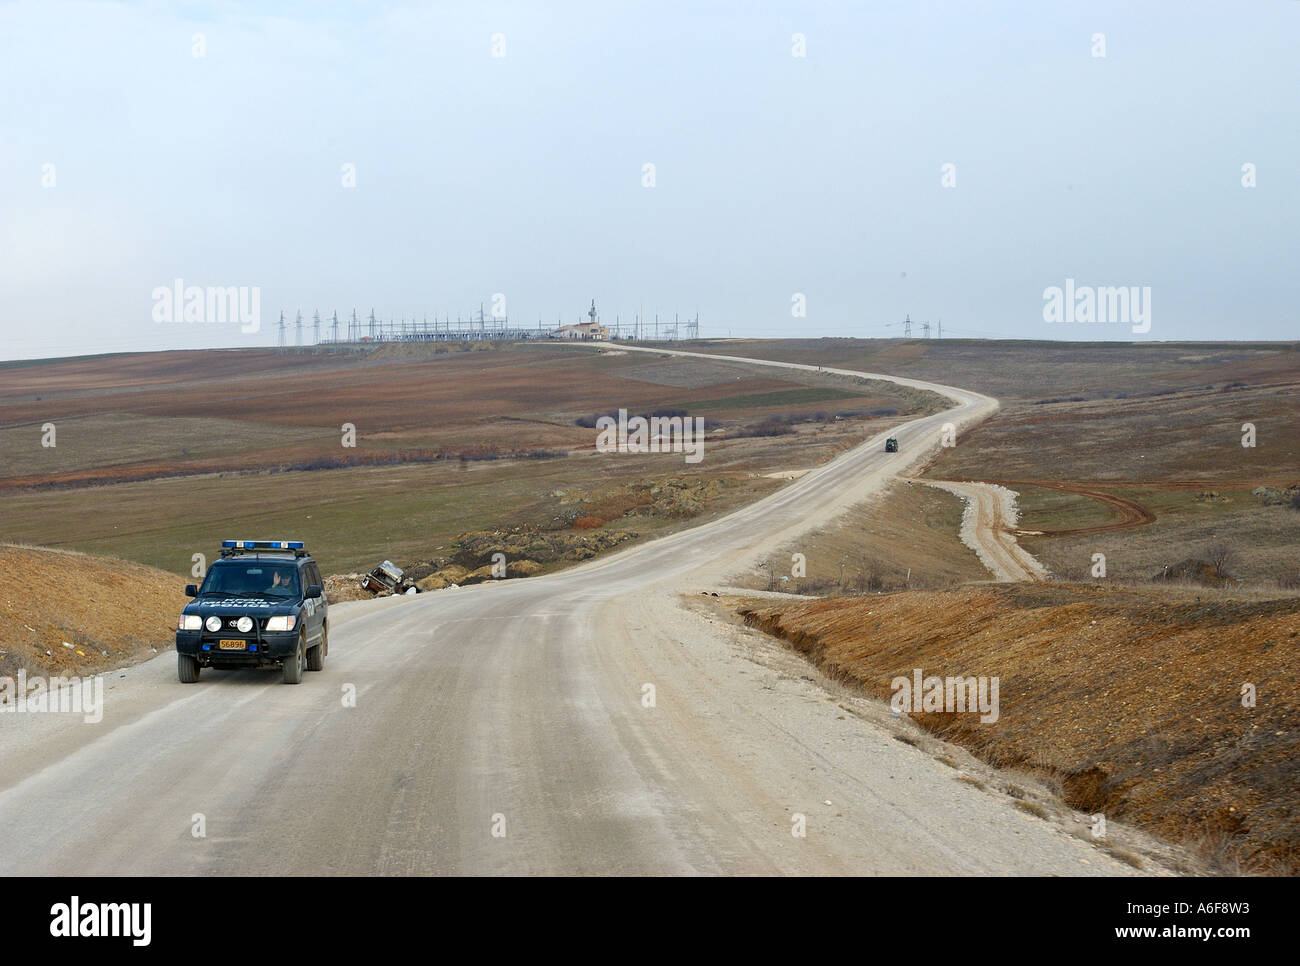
<box><xmin>175</xmin><ymin>540</ymin><xmax>329</xmax><ymax>684</ymax></box>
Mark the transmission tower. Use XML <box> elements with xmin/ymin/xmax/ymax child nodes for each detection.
<box><xmin>920</xmin><ymin>320</ymin><xmax>931</xmax><ymax>338</ymax></box>
<box><xmin>903</xmin><ymin>314</ymin><xmax>912</xmax><ymax>338</ymax></box>
<box><xmin>312</xmin><ymin>310</ymin><xmax>321</xmax><ymax>346</ymax></box>
<box><xmin>368</xmin><ymin>309</ymin><xmax>377</xmax><ymax>340</ymax></box>
<box><xmin>277</xmin><ymin>310</ymin><xmax>286</xmax><ymax>349</ymax></box>
<box><xmin>331</xmin><ymin>310</ymin><xmax>340</xmax><ymax>343</ymax></box>
<box><xmin>294</xmin><ymin>310</ymin><xmax>303</xmax><ymax>347</ymax></box>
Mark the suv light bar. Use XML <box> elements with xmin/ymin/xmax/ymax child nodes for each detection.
<box><xmin>221</xmin><ymin>540</ymin><xmax>305</xmax><ymax>550</ymax></box>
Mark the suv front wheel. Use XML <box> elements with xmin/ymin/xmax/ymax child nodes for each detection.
<box><xmin>307</xmin><ymin>624</ymin><xmax>326</xmax><ymax>671</ymax></box>
<box><xmin>178</xmin><ymin>653</ymin><xmax>200</xmax><ymax>683</ymax></box>
<box><xmin>283</xmin><ymin>633</ymin><xmax>306</xmax><ymax>685</ymax></box>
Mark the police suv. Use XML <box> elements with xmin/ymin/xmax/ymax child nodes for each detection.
<box><xmin>175</xmin><ymin>540</ymin><xmax>329</xmax><ymax>684</ymax></box>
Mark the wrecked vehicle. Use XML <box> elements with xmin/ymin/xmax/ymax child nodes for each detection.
<box><xmin>360</xmin><ymin>559</ymin><xmax>409</xmax><ymax>595</ymax></box>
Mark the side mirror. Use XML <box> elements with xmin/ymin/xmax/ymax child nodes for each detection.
<box><xmin>185</xmin><ymin>584</ymin><xmax>199</xmax><ymax>597</ymax></box>
<box><xmin>305</xmin><ymin>585</ymin><xmax>323</xmax><ymax>599</ymax></box>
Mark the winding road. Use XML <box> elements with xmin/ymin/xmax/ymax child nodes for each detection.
<box><xmin>0</xmin><ymin>347</ymin><xmax>1144</xmax><ymax>875</ymax></box>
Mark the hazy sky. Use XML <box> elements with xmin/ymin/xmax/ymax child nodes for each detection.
<box><xmin>2</xmin><ymin>0</ymin><xmax>1297</xmax><ymax>360</ymax></box>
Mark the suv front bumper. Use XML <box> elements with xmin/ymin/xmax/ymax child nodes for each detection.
<box><xmin>176</xmin><ymin>630</ymin><xmax>299</xmax><ymax>664</ymax></box>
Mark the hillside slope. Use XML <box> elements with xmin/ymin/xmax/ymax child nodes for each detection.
<box><xmin>739</xmin><ymin>584</ymin><xmax>1300</xmax><ymax>874</ymax></box>
<box><xmin>0</xmin><ymin>545</ymin><xmax>186</xmax><ymax>679</ymax></box>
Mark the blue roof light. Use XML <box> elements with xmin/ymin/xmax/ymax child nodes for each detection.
<box><xmin>221</xmin><ymin>539</ymin><xmax>305</xmax><ymax>551</ymax></box>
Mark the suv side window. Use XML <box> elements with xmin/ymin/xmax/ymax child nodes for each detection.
<box><xmin>307</xmin><ymin>563</ymin><xmax>328</xmax><ymax>605</ymax></box>
<box><xmin>306</xmin><ymin>563</ymin><xmax>322</xmax><ymax>591</ymax></box>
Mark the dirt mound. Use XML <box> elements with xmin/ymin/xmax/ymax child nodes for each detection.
<box><xmin>737</xmin><ymin>584</ymin><xmax>1300</xmax><ymax>874</ymax></box>
<box><xmin>447</xmin><ymin>527</ymin><xmax>637</xmax><ymax>569</ymax></box>
<box><xmin>403</xmin><ymin>526</ymin><xmax>638</xmax><ymax>591</ymax></box>
<box><xmin>322</xmin><ymin>573</ymin><xmax>372</xmax><ymax>602</ymax></box>
<box><xmin>0</xmin><ymin>544</ymin><xmax>187</xmax><ymax>679</ymax></box>
<box><xmin>624</xmin><ymin>477</ymin><xmax>726</xmax><ymax>520</ymax></box>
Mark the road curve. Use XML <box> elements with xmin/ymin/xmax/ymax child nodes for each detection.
<box><xmin>0</xmin><ymin>347</ymin><xmax>1143</xmax><ymax>875</ymax></box>
<box><xmin>922</xmin><ymin>480</ymin><xmax>1050</xmax><ymax>582</ymax></box>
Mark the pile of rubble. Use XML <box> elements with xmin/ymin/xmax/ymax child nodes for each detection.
<box><xmin>406</xmin><ymin>526</ymin><xmax>638</xmax><ymax>591</ymax></box>
<box><xmin>623</xmin><ymin>477</ymin><xmax>725</xmax><ymax>520</ymax></box>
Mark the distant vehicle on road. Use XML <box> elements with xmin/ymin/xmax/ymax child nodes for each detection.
<box><xmin>175</xmin><ymin>540</ymin><xmax>328</xmax><ymax>684</ymax></box>
<box><xmin>885</xmin><ymin>437</ymin><xmax>899</xmax><ymax>452</ymax></box>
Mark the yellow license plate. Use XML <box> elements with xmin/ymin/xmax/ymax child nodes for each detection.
<box><xmin>218</xmin><ymin>640</ymin><xmax>247</xmax><ymax>650</ymax></box>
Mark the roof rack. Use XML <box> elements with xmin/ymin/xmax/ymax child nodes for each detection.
<box><xmin>220</xmin><ymin>539</ymin><xmax>308</xmax><ymax>558</ymax></box>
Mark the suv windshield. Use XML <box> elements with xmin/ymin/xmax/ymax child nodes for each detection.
<box><xmin>200</xmin><ymin>561</ymin><xmax>300</xmax><ymax>598</ymax></box>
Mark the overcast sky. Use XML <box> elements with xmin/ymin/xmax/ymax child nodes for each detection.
<box><xmin>1</xmin><ymin>0</ymin><xmax>1297</xmax><ymax>360</ymax></box>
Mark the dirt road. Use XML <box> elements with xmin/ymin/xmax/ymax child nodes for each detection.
<box><xmin>0</xmin><ymin>347</ymin><xmax>1146</xmax><ymax>875</ymax></box>
<box><xmin>923</xmin><ymin>480</ymin><xmax>1050</xmax><ymax>582</ymax></box>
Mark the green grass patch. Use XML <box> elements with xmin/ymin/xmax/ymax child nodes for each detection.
<box><xmin>1015</xmin><ymin>485</ymin><xmax>1117</xmax><ymax>532</ymax></box>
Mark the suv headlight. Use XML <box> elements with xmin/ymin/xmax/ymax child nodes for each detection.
<box><xmin>236</xmin><ymin>616</ymin><xmax>254</xmax><ymax>633</ymax></box>
<box><xmin>205</xmin><ymin>615</ymin><xmax>222</xmax><ymax>633</ymax></box>
<box><xmin>265</xmin><ymin>616</ymin><xmax>296</xmax><ymax>632</ymax></box>
<box><xmin>179</xmin><ymin>615</ymin><xmax>202</xmax><ymax>631</ymax></box>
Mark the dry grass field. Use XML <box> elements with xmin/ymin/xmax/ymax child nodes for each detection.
<box><xmin>0</xmin><ymin>342</ymin><xmax>944</xmax><ymax>575</ymax></box>
<box><xmin>676</xmin><ymin>338</ymin><xmax>1300</xmax><ymax>403</ymax></box>
<box><xmin>670</xmin><ymin>339</ymin><xmax>1300</xmax><ymax>589</ymax></box>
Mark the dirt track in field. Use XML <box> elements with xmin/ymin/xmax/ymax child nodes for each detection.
<box><xmin>989</xmin><ymin>480</ymin><xmax>1157</xmax><ymax>538</ymax></box>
